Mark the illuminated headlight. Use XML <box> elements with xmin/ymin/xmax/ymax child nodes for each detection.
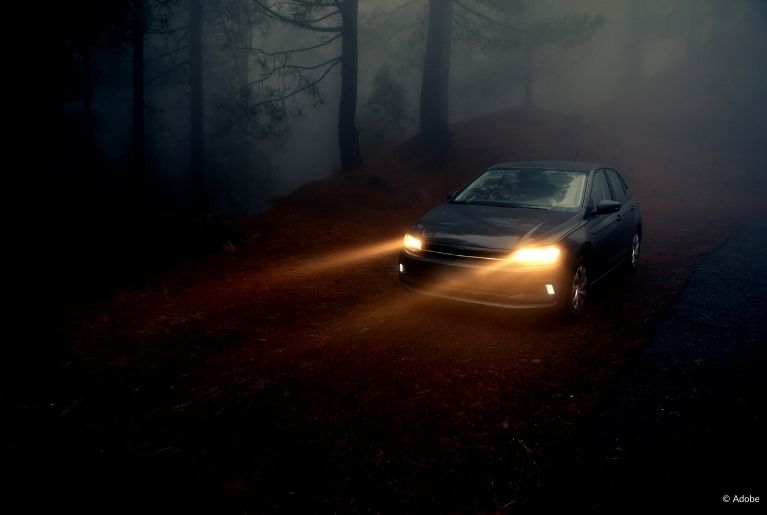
<box><xmin>403</xmin><ymin>233</ymin><xmax>422</xmax><ymax>252</ymax></box>
<box><xmin>508</xmin><ymin>245</ymin><xmax>561</xmax><ymax>267</ymax></box>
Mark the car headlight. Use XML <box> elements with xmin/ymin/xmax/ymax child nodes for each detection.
<box><xmin>403</xmin><ymin>233</ymin><xmax>422</xmax><ymax>252</ymax></box>
<box><xmin>508</xmin><ymin>245</ymin><xmax>561</xmax><ymax>267</ymax></box>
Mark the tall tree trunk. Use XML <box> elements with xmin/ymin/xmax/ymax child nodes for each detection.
<box><xmin>339</xmin><ymin>0</ymin><xmax>361</xmax><ymax>172</ymax></box>
<box><xmin>132</xmin><ymin>0</ymin><xmax>146</xmax><ymax>205</ymax></box>
<box><xmin>82</xmin><ymin>44</ymin><xmax>95</xmax><ymax>188</ymax></box>
<box><xmin>419</xmin><ymin>0</ymin><xmax>452</xmax><ymax>160</ymax></box>
<box><xmin>234</xmin><ymin>23</ymin><xmax>252</xmax><ymax>214</ymax></box>
<box><xmin>523</xmin><ymin>42</ymin><xmax>533</xmax><ymax>109</ymax></box>
<box><xmin>190</xmin><ymin>0</ymin><xmax>205</xmax><ymax>210</ymax></box>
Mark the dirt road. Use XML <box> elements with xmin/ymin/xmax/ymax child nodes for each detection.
<box><xmin>4</xmin><ymin>110</ymin><xmax>765</xmax><ymax>513</ymax></box>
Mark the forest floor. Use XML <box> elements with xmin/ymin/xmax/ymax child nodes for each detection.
<box><xmin>4</xmin><ymin>107</ymin><xmax>765</xmax><ymax>513</ymax></box>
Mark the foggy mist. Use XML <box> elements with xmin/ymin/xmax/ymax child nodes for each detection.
<box><xmin>34</xmin><ymin>0</ymin><xmax>766</xmax><ymax>211</ymax></box>
<box><xmin>261</xmin><ymin>0</ymin><xmax>766</xmax><ymax>195</ymax></box>
<box><xmin>8</xmin><ymin>2</ymin><xmax>767</xmax><ymax>513</ymax></box>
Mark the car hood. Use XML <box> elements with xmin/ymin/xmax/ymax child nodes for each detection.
<box><xmin>415</xmin><ymin>202</ymin><xmax>582</xmax><ymax>251</ymax></box>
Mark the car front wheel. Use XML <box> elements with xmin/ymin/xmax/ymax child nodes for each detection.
<box><xmin>560</xmin><ymin>258</ymin><xmax>588</xmax><ymax>319</ymax></box>
<box><xmin>626</xmin><ymin>231</ymin><xmax>641</xmax><ymax>273</ymax></box>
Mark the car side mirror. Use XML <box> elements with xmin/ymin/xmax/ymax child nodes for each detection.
<box><xmin>447</xmin><ymin>190</ymin><xmax>458</xmax><ymax>201</ymax></box>
<box><xmin>595</xmin><ymin>199</ymin><xmax>621</xmax><ymax>214</ymax></box>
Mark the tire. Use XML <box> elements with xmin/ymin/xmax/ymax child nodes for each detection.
<box><xmin>559</xmin><ymin>257</ymin><xmax>589</xmax><ymax>319</ymax></box>
<box><xmin>625</xmin><ymin>231</ymin><xmax>641</xmax><ymax>274</ymax></box>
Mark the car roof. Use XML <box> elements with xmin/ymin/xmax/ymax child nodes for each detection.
<box><xmin>487</xmin><ymin>161</ymin><xmax>610</xmax><ymax>173</ymax></box>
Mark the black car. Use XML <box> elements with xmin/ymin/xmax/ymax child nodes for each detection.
<box><xmin>398</xmin><ymin>161</ymin><xmax>642</xmax><ymax>317</ymax></box>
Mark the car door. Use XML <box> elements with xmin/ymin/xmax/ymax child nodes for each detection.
<box><xmin>605</xmin><ymin>168</ymin><xmax>636</xmax><ymax>256</ymax></box>
<box><xmin>586</xmin><ymin>169</ymin><xmax>623</xmax><ymax>274</ymax></box>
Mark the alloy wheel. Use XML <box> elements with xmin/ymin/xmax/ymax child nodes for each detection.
<box><xmin>571</xmin><ymin>264</ymin><xmax>588</xmax><ymax>314</ymax></box>
<box><xmin>630</xmin><ymin>233</ymin><xmax>641</xmax><ymax>269</ymax></box>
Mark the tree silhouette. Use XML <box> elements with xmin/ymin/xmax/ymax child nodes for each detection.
<box><xmin>251</xmin><ymin>0</ymin><xmax>361</xmax><ymax>171</ymax></box>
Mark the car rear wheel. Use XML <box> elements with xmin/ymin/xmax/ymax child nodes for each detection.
<box><xmin>560</xmin><ymin>258</ymin><xmax>588</xmax><ymax>319</ymax></box>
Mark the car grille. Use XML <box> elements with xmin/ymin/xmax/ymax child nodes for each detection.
<box><xmin>421</xmin><ymin>243</ymin><xmax>509</xmax><ymax>264</ymax></box>
<box><xmin>401</xmin><ymin>255</ymin><xmax>554</xmax><ymax>300</ymax></box>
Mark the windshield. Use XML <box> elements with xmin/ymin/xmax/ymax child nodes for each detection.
<box><xmin>452</xmin><ymin>168</ymin><xmax>587</xmax><ymax>210</ymax></box>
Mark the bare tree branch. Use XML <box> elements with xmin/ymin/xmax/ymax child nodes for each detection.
<box><xmin>453</xmin><ymin>10</ymin><xmax>497</xmax><ymax>50</ymax></box>
<box><xmin>273</xmin><ymin>1</ymin><xmax>338</xmax><ymax>7</ymax></box>
<box><xmin>210</xmin><ymin>58</ymin><xmax>342</xmax><ymax>140</ymax></box>
<box><xmin>252</xmin><ymin>0</ymin><xmax>342</xmax><ymax>32</ymax></box>
<box><xmin>453</xmin><ymin>0</ymin><xmax>525</xmax><ymax>34</ymax></box>
<box><xmin>307</xmin><ymin>8</ymin><xmax>342</xmax><ymax>23</ymax></box>
<box><xmin>246</xmin><ymin>55</ymin><xmax>341</xmax><ymax>87</ymax></box>
<box><xmin>365</xmin><ymin>0</ymin><xmax>422</xmax><ymax>23</ymax></box>
<box><xmin>253</xmin><ymin>57</ymin><xmax>340</xmax><ymax>107</ymax></box>
<box><xmin>238</xmin><ymin>32</ymin><xmax>341</xmax><ymax>56</ymax></box>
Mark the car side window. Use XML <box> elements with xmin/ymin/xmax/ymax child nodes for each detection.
<box><xmin>605</xmin><ymin>169</ymin><xmax>627</xmax><ymax>200</ymax></box>
<box><xmin>590</xmin><ymin>170</ymin><xmax>611</xmax><ymax>208</ymax></box>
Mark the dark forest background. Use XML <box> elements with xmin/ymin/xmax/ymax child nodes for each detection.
<box><xmin>9</xmin><ymin>0</ymin><xmax>767</xmax><ymax>306</ymax></box>
<box><xmin>4</xmin><ymin>3</ymin><xmax>767</xmax><ymax>513</ymax></box>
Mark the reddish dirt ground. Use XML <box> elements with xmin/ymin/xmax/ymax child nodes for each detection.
<box><xmin>4</xmin><ymin>108</ymin><xmax>764</xmax><ymax>513</ymax></box>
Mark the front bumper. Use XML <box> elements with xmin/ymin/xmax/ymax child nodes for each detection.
<box><xmin>398</xmin><ymin>249</ymin><xmax>567</xmax><ymax>309</ymax></box>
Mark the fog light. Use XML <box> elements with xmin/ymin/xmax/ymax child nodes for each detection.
<box><xmin>399</xmin><ymin>263</ymin><xmax>405</xmax><ymax>273</ymax></box>
<box><xmin>545</xmin><ymin>284</ymin><xmax>555</xmax><ymax>295</ymax></box>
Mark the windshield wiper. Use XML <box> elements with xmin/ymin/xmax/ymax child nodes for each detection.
<box><xmin>482</xmin><ymin>202</ymin><xmax>551</xmax><ymax>210</ymax></box>
<box><xmin>512</xmin><ymin>204</ymin><xmax>551</xmax><ymax>210</ymax></box>
<box><xmin>452</xmin><ymin>200</ymin><xmax>551</xmax><ymax>210</ymax></box>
